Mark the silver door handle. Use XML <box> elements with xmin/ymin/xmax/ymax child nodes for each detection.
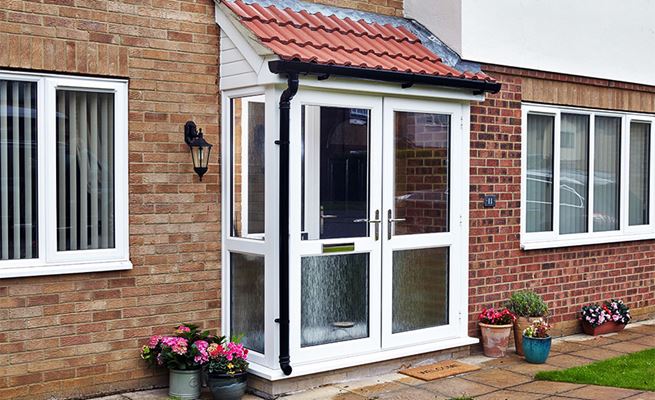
<box><xmin>353</xmin><ymin>218</ymin><xmax>382</xmax><ymax>224</ymax></box>
<box><xmin>353</xmin><ymin>210</ymin><xmax>381</xmax><ymax>240</ymax></box>
<box><xmin>387</xmin><ymin>209</ymin><xmax>406</xmax><ymax>240</ymax></box>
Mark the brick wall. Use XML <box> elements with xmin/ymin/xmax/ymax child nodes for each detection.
<box><xmin>306</xmin><ymin>0</ymin><xmax>404</xmax><ymax>16</ymax></box>
<box><xmin>0</xmin><ymin>1</ymin><xmax>220</xmax><ymax>399</ymax></box>
<box><xmin>468</xmin><ymin>67</ymin><xmax>655</xmax><ymax>338</ymax></box>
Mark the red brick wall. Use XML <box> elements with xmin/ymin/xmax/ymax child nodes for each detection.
<box><xmin>0</xmin><ymin>2</ymin><xmax>220</xmax><ymax>399</ymax></box>
<box><xmin>468</xmin><ymin>67</ymin><xmax>655</xmax><ymax>337</ymax></box>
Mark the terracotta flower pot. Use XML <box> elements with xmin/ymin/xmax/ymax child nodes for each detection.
<box><xmin>581</xmin><ymin>320</ymin><xmax>625</xmax><ymax>336</ymax></box>
<box><xmin>513</xmin><ymin>316</ymin><xmax>542</xmax><ymax>356</ymax></box>
<box><xmin>479</xmin><ymin>322</ymin><xmax>513</xmax><ymax>358</ymax></box>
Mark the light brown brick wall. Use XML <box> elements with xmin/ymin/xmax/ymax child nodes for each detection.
<box><xmin>305</xmin><ymin>0</ymin><xmax>404</xmax><ymax>16</ymax></box>
<box><xmin>0</xmin><ymin>1</ymin><xmax>220</xmax><ymax>399</ymax></box>
<box><xmin>468</xmin><ymin>66</ymin><xmax>655</xmax><ymax>340</ymax></box>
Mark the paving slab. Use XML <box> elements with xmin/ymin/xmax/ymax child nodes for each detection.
<box><xmin>373</xmin><ymin>387</ymin><xmax>449</xmax><ymax>400</ymax></box>
<box><xmin>562</xmin><ymin>385</ymin><xmax>642</xmax><ymax>400</ymax></box>
<box><xmin>501</xmin><ymin>361</ymin><xmax>559</xmax><ymax>377</ymax></box>
<box><xmin>625</xmin><ymin>392</ymin><xmax>655</xmax><ymax>400</ymax></box>
<box><xmin>631</xmin><ymin>335</ymin><xmax>655</xmax><ymax>347</ymax></box>
<box><xmin>569</xmin><ymin>347</ymin><xmax>624</xmax><ymax>361</ymax></box>
<box><xmin>461</xmin><ymin>368</ymin><xmax>532</xmax><ymax>389</ymax></box>
<box><xmin>605</xmin><ymin>341</ymin><xmax>652</xmax><ymax>354</ymax></box>
<box><xmin>419</xmin><ymin>376</ymin><xmax>496</xmax><ymax>398</ymax></box>
<box><xmin>337</xmin><ymin>376</ymin><xmax>405</xmax><ymax>397</ymax></box>
<box><xmin>509</xmin><ymin>380</ymin><xmax>585</xmax><ymax>395</ymax></box>
<box><xmin>550</xmin><ymin>341</ymin><xmax>594</xmax><ymax>354</ymax></box>
<box><xmin>476</xmin><ymin>389</ymin><xmax>547</xmax><ymax>400</ymax></box>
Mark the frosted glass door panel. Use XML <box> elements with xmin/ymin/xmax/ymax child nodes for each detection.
<box><xmin>392</xmin><ymin>247</ymin><xmax>449</xmax><ymax>334</ymax></box>
<box><xmin>301</xmin><ymin>253</ymin><xmax>369</xmax><ymax>347</ymax></box>
<box><xmin>230</xmin><ymin>252</ymin><xmax>265</xmax><ymax>354</ymax></box>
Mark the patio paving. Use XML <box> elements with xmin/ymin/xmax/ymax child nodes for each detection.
<box><xmin>92</xmin><ymin>320</ymin><xmax>655</xmax><ymax>400</ymax></box>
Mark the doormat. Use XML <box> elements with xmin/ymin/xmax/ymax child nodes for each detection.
<box><xmin>399</xmin><ymin>360</ymin><xmax>480</xmax><ymax>381</ymax></box>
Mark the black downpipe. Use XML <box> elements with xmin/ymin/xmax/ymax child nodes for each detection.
<box><xmin>277</xmin><ymin>72</ymin><xmax>299</xmax><ymax>376</ymax></box>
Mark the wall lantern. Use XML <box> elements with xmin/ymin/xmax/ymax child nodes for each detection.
<box><xmin>184</xmin><ymin>121</ymin><xmax>213</xmax><ymax>181</ymax></box>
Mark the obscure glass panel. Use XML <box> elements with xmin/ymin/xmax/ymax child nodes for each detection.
<box><xmin>593</xmin><ymin>116</ymin><xmax>621</xmax><ymax>232</ymax></box>
<box><xmin>394</xmin><ymin>112</ymin><xmax>449</xmax><ymax>235</ymax></box>
<box><xmin>560</xmin><ymin>113</ymin><xmax>589</xmax><ymax>234</ymax></box>
<box><xmin>392</xmin><ymin>247</ymin><xmax>449</xmax><ymax>334</ymax></box>
<box><xmin>56</xmin><ymin>90</ymin><xmax>115</xmax><ymax>251</ymax></box>
<box><xmin>230</xmin><ymin>252</ymin><xmax>265</xmax><ymax>354</ymax></box>
<box><xmin>301</xmin><ymin>253</ymin><xmax>369</xmax><ymax>347</ymax></box>
<box><xmin>526</xmin><ymin>114</ymin><xmax>554</xmax><ymax>233</ymax></box>
<box><xmin>0</xmin><ymin>80</ymin><xmax>38</xmax><ymax>260</ymax></box>
<box><xmin>630</xmin><ymin>122</ymin><xmax>651</xmax><ymax>226</ymax></box>
<box><xmin>231</xmin><ymin>97</ymin><xmax>265</xmax><ymax>239</ymax></box>
<box><xmin>301</xmin><ymin>105</ymin><xmax>370</xmax><ymax>240</ymax></box>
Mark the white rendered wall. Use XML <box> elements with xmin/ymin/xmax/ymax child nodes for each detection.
<box><xmin>406</xmin><ymin>0</ymin><xmax>655</xmax><ymax>87</ymax></box>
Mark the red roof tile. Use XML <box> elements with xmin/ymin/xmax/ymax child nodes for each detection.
<box><xmin>222</xmin><ymin>0</ymin><xmax>495</xmax><ymax>82</ymax></box>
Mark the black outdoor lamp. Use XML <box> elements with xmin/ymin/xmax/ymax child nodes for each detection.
<box><xmin>184</xmin><ymin>121</ymin><xmax>213</xmax><ymax>181</ymax></box>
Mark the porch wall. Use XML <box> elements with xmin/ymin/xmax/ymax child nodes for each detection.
<box><xmin>468</xmin><ymin>65</ymin><xmax>655</xmax><ymax>339</ymax></box>
<box><xmin>0</xmin><ymin>2</ymin><xmax>221</xmax><ymax>399</ymax></box>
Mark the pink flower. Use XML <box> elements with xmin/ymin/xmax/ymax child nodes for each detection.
<box><xmin>171</xmin><ymin>338</ymin><xmax>188</xmax><ymax>355</ymax></box>
<box><xmin>193</xmin><ymin>340</ymin><xmax>210</xmax><ymax>364</ymax></box>
<box><xmin>175</xmin><ymin>325</ymin><xmax>191</xmax><ymax>335</ymax></box>
<box><xmin>148</xmin><ymin>335</ymin><xmax>162</xmax><ymax>349</ymax></box>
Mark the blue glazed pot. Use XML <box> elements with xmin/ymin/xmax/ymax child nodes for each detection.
<box><xmin>522</xmin><ymin>335</ymin><xmax>552</xmax><ymax>364</ymax></box>
<box><xmin>207</xmin><ymin>372</ymin><xmax>247</xmax><ymax>400</ymax></box>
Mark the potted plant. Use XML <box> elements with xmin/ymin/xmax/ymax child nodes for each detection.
<box><xmin>206</xmin><ymin>339</ymin><xmax>249</xmax><ymax>400</ymax></box>
<box><xmin>505</xmin><ymin>290</ymin><xmax>549</xmax><ymax>355</ymax></box>
<box><xmin>478</xmin><ymin>307</ymin><xmax>516</xmax><ymax>358</ymax></box>
<box><xmin>580</xmin><ymin>299</ymin><xmax>631</xmax><ymax>336</ymax></box>
<box><xmin>522</xmin><ymin>319</ymin><xmax>552</xmax><ymax>364</ymax></box>
<box><xmin>141</xmin><ymin>324</ymin><xmax>222</xmax><ymax>400</ymax></box>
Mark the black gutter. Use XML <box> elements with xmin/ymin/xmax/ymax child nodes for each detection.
<box><xmin>269</xmin><ymin>60</ymin><xmax>501</xmax><ymax>94</ymax></box>
<box><xmin>275</xmin><ymin>72</ymin><xmax>299</xmax><ymax>376</ymax></box>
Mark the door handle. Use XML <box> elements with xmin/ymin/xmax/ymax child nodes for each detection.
<box><xmin>353</xmin><ymin>210</ymin><xmax>380</xmax><ymax>240</ymax></box>
<box><xmin>387</xmin><ymin>209</ymin><xmax>406</xmax><ymax>240</ymax></box>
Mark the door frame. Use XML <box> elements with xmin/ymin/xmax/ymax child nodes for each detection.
<box><xmin>380</xmin><ymin>97</ymin><xmax>470</xmax><ymax>349</ymax></box>
<box><xmin>288</xmin><ymin>88</ymin><xmax>384</xmax><ymax>365</ymax></box>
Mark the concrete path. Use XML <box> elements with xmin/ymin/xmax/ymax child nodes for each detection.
<box><xmin>93</xmin><ymin>320</ymin><xmax>655</xmax><ymax>400</ymax></box>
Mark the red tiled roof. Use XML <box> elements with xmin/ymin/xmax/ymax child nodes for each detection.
<box><xmin>222</xmin><ymin>0</ymin><xmax>495</xmax><ymax>82</ymax></box>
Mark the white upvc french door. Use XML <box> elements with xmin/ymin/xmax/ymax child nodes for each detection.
<box><xmin>380</xmin><ymin>97</ymin><xmax>468</xmax><ymax>349</ymax></box>
<box><xmin>288</xmin><ymin>89</ymin><xmax>383</xmax><ymax>364</ymax></box>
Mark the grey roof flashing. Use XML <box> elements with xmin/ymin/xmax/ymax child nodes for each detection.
<box><xmin>229</xmin><ymin>0</ymin><xmax>484</xmax><ymax>75</ymax></box>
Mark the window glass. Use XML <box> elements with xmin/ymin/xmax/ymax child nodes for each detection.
<box><xmin>230</xmin><ymin>96</ymin><xmax>265</xmax><ymax>239</ymax></box>
<box><xmin>630</xmin><ymin>122</ymin><xmax>650</xmax><ymax>226</ymax></box>
<box><xmin>0</xmin><ymin>80</ymin><xmax>38</xmax><ymax>260</ymax></box>
<box><xmin>593</xmin><ymin>116</ymin><xmax>621</xmax><ymax>232</ymax></box>
<box><xmin>230</xmin><ymin>252</ymin><xmax>265</xmax><ymax>354</ymax></box>
<box><xmin>393</xmin><ymin>112</ymin><xmax>449</xmax><ymax>235</ymax></box>
<box><xmin>56</xmin><ymin>90</ymin><xmax>115</xmax><ymax>251</ymax></box>
<box><xmin>559</xmin><ymin>113</ymin><xmax>589</xmax><ymax>234</ymax></box>
<box><xmin>526</xmin><ymin>114</ymin><xmax>554</xmax><ymax>233</ymax></box>
<box><xmin>301</xmin><ymin>105</ymin><xmax>370</xmax><ymax>240</ymax></box>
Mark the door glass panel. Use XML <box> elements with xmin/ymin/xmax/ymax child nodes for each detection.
<box><xmin>230</xmin><ymin>96</ymin><xmax>265</xmax><ymax>239</ymax></box>
<box><xmin>301</xmin><ymin>253</ymin><xmax>369</xmax><ymax>347</ymax></box>
<box><xmin>230</xmin><ymin>252</ymin><xmax>265</xmax><ymax>354</ymax></box>
<box><xmin>393</xmin><ymin>112</ymin><xmax>449</xmax><ymax>235</ymax></box>
<box><xmin>301</xmin><ymin>105</ymin><xmax>370</xmax><ymax>240</ymax></box>
<box><xmin>392</xmin><ymin>247</ymin><xmax>449</xmax><ymax>333</ymax></box>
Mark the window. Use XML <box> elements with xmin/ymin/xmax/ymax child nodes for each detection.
<box><xmin>522</xmin><ymin>104</ymin><xmax>655</xmax><ymax>249</ymax></box>
<box><xmin>0</xmin><ymin>71</ymin><xmax>129</xmax><ymax>278</ymax></box>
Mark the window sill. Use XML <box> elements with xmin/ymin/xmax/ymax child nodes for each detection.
<box><xmin>521</xmin><ymin>232</ymin><xmax>655</xmax><ymax>250</ymax></box>
<box><xmin>0</xmin><ymin>260</ymin><xmax>132</xmax><ymax>279</ymax></box>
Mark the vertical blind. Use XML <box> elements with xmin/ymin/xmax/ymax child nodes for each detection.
<box><xmin>0</xmin><ymin>80</ymin><xmax>38</xmax><ymax>260</ymax></box>
<box><xmin>630</xmin><ymin>122</ymin><xmax>651</xmax><ymax>226</ymax></box>
<box><xmin>56</xmin><ymin>90</ymin><xmax>115</xmax><ymax>251</ymax></box>
<box><xmin>526</xmin><ymin>114</ymin><xmax>554</xmax><ymax>232</ymax></box>
<box><xmin>560</xmin><ymin>113</ymin><xmax>589</xmax><ymax>234</ymax></box>
<box><xmin>593</xmin><ymin>116</ymin><xmax>621</xmax><ymax>232</ymax></box>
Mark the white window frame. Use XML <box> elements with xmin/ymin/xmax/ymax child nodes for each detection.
<box><xmin>521</xmin><ymin>103</ymin><xmax>655</xmax><ymax>250</ymax></box>
<box><xmin>0</xmin><ymin>70</ymin><xmax>130</xmax><ymax>278</ymax></box>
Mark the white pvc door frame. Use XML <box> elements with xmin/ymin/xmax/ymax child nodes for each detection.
<box><xmin>288</xmin><ymin>88</ymin><xmax>384</xmax><ymax>365</ymax></box>
<box><xmin>380</xmin><ymin>97</ymin><xmax>469</xmax><ymax>349</ymax></box>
